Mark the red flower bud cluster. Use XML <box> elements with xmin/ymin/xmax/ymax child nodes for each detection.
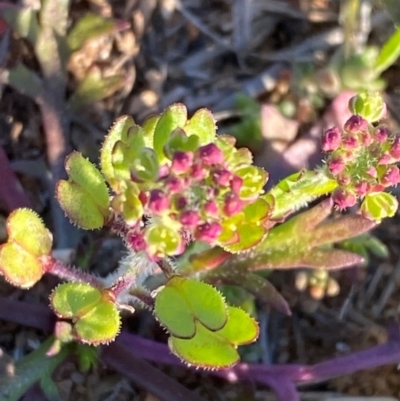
<box><xmin>322</xmin><ymin>115</ymin><xmax>400</xmax><ymax>210</ymax></box>
<box><xmin>125</xmin><ymin>136</ymin><xmax>268</xmax><ymax>260</ymax></box>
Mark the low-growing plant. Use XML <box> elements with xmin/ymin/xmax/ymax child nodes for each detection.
<box><xmin>0</xmin><ymin>91</ymin><xmax>398</xmax><ymax>377</ymax></box>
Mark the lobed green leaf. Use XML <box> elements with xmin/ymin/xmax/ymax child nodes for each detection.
<box><xmin>154</xmin><ymin>285</ymin><xmax>196</xmax><ymax>338</ymax></box>
<box><xmin>0</xmin><ymin>242</ymin><xmax>44</xmax><ymax>289</ymax></box>
<box><xmin>153</xmin><ymin>103</ymin><xmax>188</xmax><ymax>163</ymax></box>
<box><xmin>7</xmin><ymin>208</ymin><xmax>52</xmax><ymax>256</ymax></box>
<box><xmin>51</xmin><ymin>282</ymin><xmax>103</xmax><ymax>318</ymax></box>
<box><xmin>183</xmin><ymin>108</ymin><xmax>216</xmax><ymax>144</ymax></box>
<box><xmin>75</xmin><ymin>301</ymin><xmax>120</xmax><ymax>345</ymax></box>
<box><xmin>169</xmin><ymin>322</ymin><xmax>240</xmax><ymax>369</ymax></box>
<box><xmin>57</xmin><ymin>152</ymin><xmax>110</xmax><ymax>229</ymax></box>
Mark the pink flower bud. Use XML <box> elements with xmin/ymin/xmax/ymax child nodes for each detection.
<box><xmin>360</xmin><ymin>132</ymin><xmax>372</xmax><ymax>147</ymax></box>
<box><xmin>321</xmin><ymin>127</ymin><xmax>342</xmax><ymax>151</ymax></box>
<box><xmin>158</xmin><ymin>164</ymin><xmax>170</xmax><ymax>178</ymax></box>
<box><xmin>230</xmin><ymin>175</ymin><xmax>243</xmax><ymax>194</ymax></box>
<box><xmin>382</xmin><ymin>166</ymin><xmax>400</xmax><ymax>186</ymax></box>
<box><xmin>197</xmin><ymin>143</ymin><xmax>224</xmax><ymax>166</ymax></box>
<box><xmin>195</xmin><ymin>222</ymin><xmax>222</xmax><ymax>243</ymax></box>
<box><xmin>378</xmin><ymin>154</ymin><xmax>392</xmax><ymax>165</ymax></box>
<box><xmin>390</xmin><ymin>136</ymin><xmax>400</xmax><ymax>160</ymax></box>
<box><xmin>204</xmin><ymin>200</ymin><xmax>219</xmax><ymax>215</ymax></box>
<box><xmin>211</xmin><ymin>168</ymin><xmax>231</xmax><ymax>187</ymax></box>
<box><xmin>174</xmin><ymin>196</ymin><xmax>188</xmax><ymax>210</ymax></box>
<box><xmin>342</xmin><ymin>135</ymin><xmax>358</xmax><ymax>150</ymax></box>
<box><xmin>337</xmin><ymin>173</ymin><xmax>351</xmax><ymax>186</ymax></box>
<box><xmin>344</xmin><ymin>115</ymin><xmax>368</xmax><ymax>133</ymax></box>
<box><xmin>332</xmin><ymin>188</ymin><xmax>357</xmax><ymax>210</ymax></box>
<box><xmin>367</xmin><ymin>167</ymin><xmax>377</xmax><ymax>178</ymax></box>
<box><xmin>127</xmin><ymin>231</ymin><xmax>147</xmax><ymax>252</ymax></box>
<box><xmin>354</xmin><ymin>181</ymin><xmax>369</xmax><ymax>196</ymax></box>
<box><xmin>180</xmin><ymin>210</ymin><xmax>200</xmax><ymax>227</ymax></box>
<box><xmin>223</xmin><ymin>193</ymin><xmax>244</xmax><ymax>216</ymax></box>
<box><xmin>165</xmin><ymin>177</ymin><xmax>185</xmax><ymax>193</ymax></box>
<box><xmin>148</xmin><ymin>189</ymin><xmax>170</xmax><ymax>213</ymax></box>
<box><xmin>327</xmin><ymin>157</ymin><xmax>346</xmax><ymax>175</ymax></box>
<box><xmin>374</xmin><ymin>127</ymin><xmax>389</xmax><ymax>143</ymax></box>
<box><xmin>191</xmin><ymin>164</ymin><xmax>207</xmax><ymax>181</ymax></box>
<box><xmin>171</xmin><ymin>151</ymin><xmax>193</xmax><ymax>174</ymax></box>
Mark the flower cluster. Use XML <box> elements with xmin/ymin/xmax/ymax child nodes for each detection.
<box><xmin>114</xmin><ymin>133</ymin><xmax>270</xmax><ymax>260</ymax></box>
<box><xmin>322</xmin><ymin>114</ymin><xmax>400</xmax><ymax>210</ymax></box>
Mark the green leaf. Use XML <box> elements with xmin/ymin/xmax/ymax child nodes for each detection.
<box><xmin>0</xmin><ymin>209</ymin><xmax>52</xmax><ymax>289</ymax></box>
<box><xmin>243</xmin><ymin>197</ymin><xmax>274</xmax><ymax>223</ymax></box>
<box><xmin>216</xmin><ymin>306</ymin><xmax>259</xmax><ymax>345</ymax></box>
<box><xmin>184</xmin><ymin>108</ymin><xmax>216</xmax><ymax>144</ymax></box>
<box><xmin>57</xmin><ymin>181</ymin><xmax>107</xmax><ymax>229</ymax></box>
<box><xmin>101</xmin><ymin>116</ymin><xmax>135</xmax><ymax>185</ymax></box>
<box><xmin>51</xmin><ymin>283</ymin><xmax>120</xmax><ymax>345</ymax></box>
<box><xmin>0</xmin><ymin>63</ymin><xmax>44</xmax><ymax>100</ymax></box>
<box><xmin>163</xmin><ymin>127</ymin><xmax>200</xmax><ymax>159</ymax></box>
<box><xmin>130</xmin><ymin>148</ymin><xmax>159</xmax><ymax>182</ymax></box>
<box><xmin>168</xmin><ymin>306</ymin><xmax>259</xmax><ymax>369</ymax></box>
<box><xmin>7</xmin><ymin>208</ymin><xmax>52</xmax><ymax>256</ymax></box>
<box><xmin>154</xmin><ymin>285</ymin><xmax>196</xmax><ymax>338</ymax></box>
<box><xmin>169</xmin><ymin>322</ymin><xmax>239</xmax><ymax>369</ymax></box>
<box><xmin>375</xmin><ymin>28</ymin><xmax>400</xmax><ymax>75</ymax></box>
<box><xmin>142</xmin><ymin>115</ymin><xmax>160</xmax><ymax>147</ymax></box>
<box><xmin>268</xmin><ymin>170</ymin><xmax>338</xmax><ymax>219</ymax></box>
<box><xmin>221</xmin><ymin>224</ymin><xmax>266</xmax><ymax>253</ymax></box>
<box><xmin>68</xmin><ymin>13</ymin><xmax>118</xmax><ymax>51</ymax></box>
<box><xmin>154</xmin><ymin>276</ymin><xmax>227</xmax><ymax>335</ymax></box>
<box><xmin>75</xmin><ymin>301</ymin><xmax>120</xmax><ymax>345</ymax></box>
<box><xmin>0</xmin><ymin>242</ymin><xmax>44</xmax><ymax>289</ymax></box>
<box><xmin>56</xmin><ymin>152</ymin><xmax>110</xmax><ymax>229</ymax></box>
<box><xmin>365</xmin><ymin>235</ymin><xmax>389</xmax><ymax>259</ymax></box>
<box><xmin>51</xmin><ymin>282</ymin><xmax>103</xmax><ymax>318</ymax></box>
<box><xmin>68</xmin><ymin>67</ymin><xmax>126</xmax><ymax>112</ymax></box>
<box><xmin>153</xmin><ymin>104</ymin><xmax>187</xmax><ymax>163</ymax></box>
<box><xmin>178</xmin><ymin>278</ymin><xmax>227</xmax><ymax>331</ymax></box>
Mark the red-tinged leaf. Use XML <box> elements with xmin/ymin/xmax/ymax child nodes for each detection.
<box><xmin>187</xmin><ymin>248</ymin><xmax>231</xmax><ymax>274</ymax></box>
<box><xmin>242</xmin><ymin>247</ymin><xmax>365</xmax><ymax>270</ymax></box>
<box><xmin>292</xmin><ymin>197</ymin><xmax>333</xmax><ymax>231</ymax></box>
<box><xmin>299</xmin><ymin>248</ymin><xmax>365</xmax><ymax>270</ymax></box>
<box><xmin>310</xmin><ymin>215</ymin><xmax>376</xmax><ymax>247</ymax></box>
